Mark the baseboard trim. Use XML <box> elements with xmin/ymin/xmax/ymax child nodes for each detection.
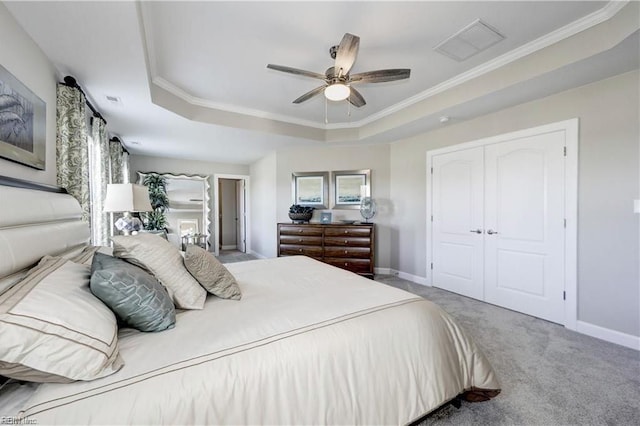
<box><xmin>381</xmin><ymin>269</ymin><xmax>640</xmax><ymax>352</ymax></box>
<box><xmin>375</xmin><ymin>267</ymin><xmax>429</xmax><ymax>286</ymax></box>
<box><xmin>576</xmin><ymin>320</ymin><xmax>640</xmax><ymax>351</ymax></box>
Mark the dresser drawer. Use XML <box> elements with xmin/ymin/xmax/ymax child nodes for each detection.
<box><xmin>324</xmin><ymin>236</ymin><xmax>371</xmax><ymax>247</ymax></box>
<box><xmin>324</xmin><ymin>227</ymin><xmax>371</xmax><ymax>237</ymax></box>
<box><xmin>279</xmin><ymin>225</ymin><xmax>323</xmax><ymax>236</ymax></box>
<box><xmin>279</xmin><ymin>235</ymin><xmax>322</xmax><ymax>246</ymax></box>
<box><xmin>324</xmin><ymin>258</ymin><xmax>371</xmax><ymax>274</ymax></box>
<box><xmin>279</xmin><ymin>245</ymin><xmax>323</xmax><ymax>257</ymax></box>
<box><xmin>324</xmin><ymin>247</ymin><xmax>370</xmax><ymax>259</ymax></box>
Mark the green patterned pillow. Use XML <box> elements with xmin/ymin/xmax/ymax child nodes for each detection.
<box><xmin>90</xmin><ymin>253</ymin><xmax>175</xmax><ymax>332</ymax></box>
<box><xmin>184</xmin><ymin>245</ymin><xmax>242</xmax><ymax>300</ymax></box>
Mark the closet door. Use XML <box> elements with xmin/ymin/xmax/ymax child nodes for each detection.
<box><xmin>431</xmin><ymin>147</ymin><xmax>484</xmax><ymax>300</ymax></box>
<box><xmin>483</xmin><ymin>132</ymin><xmax>565</xmax><ymax>324</ymax></box>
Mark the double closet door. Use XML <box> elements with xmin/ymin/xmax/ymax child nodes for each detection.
<box><xmin>431</xmin><ymin>130</ymin><xmax>566</xmax><ymax>324</ymax></box>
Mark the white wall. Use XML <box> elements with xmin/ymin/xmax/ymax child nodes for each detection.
<box><xmin>249</xmin><ymin>152</ymin><xmax>277</xmax><ymax>258</ymax></box>
<box><xmin>389</xmin><ymin>70</ymin><xmax>639</xmax><ymax>338</ymax></box>
<box><xmin>0</xmin><ymin>3</ymin><xmax>57</xmax><ymax>185</ymax></box>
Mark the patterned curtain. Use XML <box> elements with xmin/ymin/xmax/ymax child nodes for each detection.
<box><xmin>56</xmin><ymin>84</ymin><xmax>90</xmax><ymax>221</ymax></box>
<box><xmin>89</xmin><ymin>117</ymin><xmax>110</xmax><ymax>246</ymax></box>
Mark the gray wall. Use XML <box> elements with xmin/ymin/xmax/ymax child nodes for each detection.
<box><xmin>0</xmin><ymin>3</ymin><xmax>57</xmax><ymax>185</ymax></box>
<box><xmin>273</xmin><ymin>144</ymin><xmax>392</xmax><ymax>268</ymax></box>
<box><xmin>249</xmin><ymin>152</ymin><xmax>277</xmax><ymax>258</ymax></box>
<box><xmin>389</xmin><ymin>70</ymin><xmax>639</xmax><ymax>337</ymax></box>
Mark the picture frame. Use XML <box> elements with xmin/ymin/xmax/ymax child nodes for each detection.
<box><xmin>320</xmin><ymin>212</ymin><xmax>332</xmax><ymax>224</ymax></box>
<box><xmin>0</xmin><ymin>64</ymin><xmax>46</xmax><ymax>170</ymax></box>
<box><xmin>177</xmin><ymin>219</ymin><xmax>199</xmax><ymax>236</ymax></box>
<box><xmin>331</xmin><ymin>169</ymin><xmax>371</xmax><ymax>209</ymax></box>
<box><xmin>292</xmin><ymin>171</ymin><xmax>329</xmax><ymax>209</ymax></box>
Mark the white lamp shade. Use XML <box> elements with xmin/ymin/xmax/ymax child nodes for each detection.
<box><xmin>104</xmin><ymin>184</ymin><xmax>153</xmax><ymax>213</ymax></box>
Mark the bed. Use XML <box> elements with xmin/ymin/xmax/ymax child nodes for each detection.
<box><xmin>0</xmin><ymin>176</ymin><xmax>500</xmax><ymax>425</ymax></box>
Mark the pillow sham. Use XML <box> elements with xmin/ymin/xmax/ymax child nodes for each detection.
<box><xmin>90</xmin><ymin>253</ymin><xmax>176</xmax><ymax>332</ymax></box>
<box><xmin>111</xmin><ymin>233</ymin><xmax>206</xmax><ymax>309</ymax></box>
<box><xmin>0</xmin><ymin>256</ymin><xmax>123</xmax><ymax>383</ymax></box>
<box><xmin>184</xmin><ymin>245</ymin><xmax>242</xmax><ymax>300</ymax></box>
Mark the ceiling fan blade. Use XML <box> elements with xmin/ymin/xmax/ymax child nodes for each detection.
<box><xmin>347</xmin><ymin>87</ymin><xmax>366</xmax><ymax>107</ymax></box>
<box><xmin>267</xmin><ymin>64</ymin><xmax>326</xmax><ymax>80</ymax></box>
<box><xmin>334</xmin><ymin>33</ymin><xmax>360</xmax><ymax>77</ymax></box>
<box><xmin>350</xmin><ymin>69</ymin><xmax>411</xmax><ymax>83</ymax></box>
<box><xmin>293</xmin><ymin>85</ymin><xmax>326</xmax><ymax>104</ymax></box>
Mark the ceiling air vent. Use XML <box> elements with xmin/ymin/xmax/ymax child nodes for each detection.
<box><xmin>434</xmin><ymin>19</ymin><xmax>505</xmax><ymax>62</ymax></box>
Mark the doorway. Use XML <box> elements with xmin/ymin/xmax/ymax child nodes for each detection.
<box><xmin>214</xmin><ymin>174</ymin><xmax>250</xmax><ymax>257</ymax></box>
<box><xmin>426</xmin><ymin>119</ymin><xmax>578</xmax><ymax>328</ymax></box>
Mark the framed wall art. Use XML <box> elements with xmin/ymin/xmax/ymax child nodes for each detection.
<box><xmin>0</xmin><ymin>64</ymin><xmax>46</xmax><ymax>170</ymax></box>
<box><xmin>292</xmin><ymin>171</ymin><xmax>329</xmax><ymax>209</ymax></box>
<box><xmin>332</xmin><ymin>169</ymin><xmax>371</xmax><ymax>209</ymax></box>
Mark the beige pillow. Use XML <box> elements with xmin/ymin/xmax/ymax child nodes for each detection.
<box><xmin>0</xmin><ymin>256</ymin><xmax>123</xmax><ymax>382</ymax></box>
<box><xmin>112</xmin><ymin>233</ymin><xmax>206</xmax><ymax>309</ymax></box>
<box><xmin>184</xmin><ymin>245</ymin><xmax>242</xmax><ymax>300</ymax></box>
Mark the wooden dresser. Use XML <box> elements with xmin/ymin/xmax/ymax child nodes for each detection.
<box><xmin>277</xmin><ymin>223</ymin><xmax>375</xmax><ymax>278</ymax></box>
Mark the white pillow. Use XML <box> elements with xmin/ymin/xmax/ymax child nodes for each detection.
<box><xmin>111</xmin><ymin>233</ymin><xmax>206</xmax><ymax>309</ymax></box>
<box><xmin>0</xmin><ymin>256</ymin><xmax>123</xmax><ymax>383</ymax></box>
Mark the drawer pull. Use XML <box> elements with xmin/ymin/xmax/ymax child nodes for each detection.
<box><xmin>299</xmin><ymin>249</ymin><xmax>303</xmax><ymax>252</ymax></box>
<box><xmin>298</xmin><ymin>239</ymin><xmax>303</xmax><ymax>242</ymax></box>
<box><xmin>344</xmin><ymin>230</ymin><xmax>349</xmax><ymax>234</ymax></box>
<box><xmin>344</xmin><ymin>240</ymin><xmax>348</xmax><ymax>244</ymax></box>
<box><xmin>344</xmin><ymin>250</ymin><xmax>348</xmax><ymax>254</ymax></box>
<box><xmin>344</xmin><ymin>262</ymin><xmax>348</xmax><ymax>266</ymax></box>
<box><xmin>298</xmin><ymin>230</ymin><xmax>303</xmax><ymax>233</ymax></box>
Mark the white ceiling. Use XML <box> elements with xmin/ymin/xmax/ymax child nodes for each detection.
<box><xmin>4</xmin><ymin>1</ymin><xmax>638</xmax><ymax>165</ymax></box>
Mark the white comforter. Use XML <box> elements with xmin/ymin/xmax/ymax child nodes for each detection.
<box><xmin>16</xmin><ymin>256</ymin><xmax>499</xmax><ymax>425</ymax></box>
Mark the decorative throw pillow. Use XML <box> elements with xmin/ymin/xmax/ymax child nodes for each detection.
<box><xmin>0</xmin><ymin>256</ymin><xmax>123</xmax><ymax>383</ymax></box>
<box><xmin>111</xmin><ymin>233</ymin><xmax>206</xmax><ymax>309</ymax></box>
<box><xmin>184</xmin><ymin>245</ymin><xmax>242</xmax><ymax>300</ymax></box>
<box><xmin>90</xmin><ymin>253</ymin><xmax>176</xmax><ymax>332</ymax></box>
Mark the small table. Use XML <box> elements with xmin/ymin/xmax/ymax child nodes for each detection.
<box><xmin>181</xmin><ymin>234</ymin><xmax>207</xmax><ymax>251</ymax></box>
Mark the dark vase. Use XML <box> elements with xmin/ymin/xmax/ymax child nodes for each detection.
<box><xmin>288</xmin><ymin>212</ymin><xmax>312</xmax><ymax>223</ymax></box>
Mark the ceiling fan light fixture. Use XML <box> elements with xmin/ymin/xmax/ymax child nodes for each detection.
<box><xmin>324</xmin><ymin>83</ymin><xmax>350</xmax><ymax>101</ymax></box>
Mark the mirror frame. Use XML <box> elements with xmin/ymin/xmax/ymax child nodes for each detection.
<box><xmin>137</xmin><ymin>172</ymin><xmax>211</xmax><ymax>249</ymax></box>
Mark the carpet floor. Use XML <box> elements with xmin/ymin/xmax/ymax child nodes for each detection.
<box><xmin>376</xmin><ymin>275</ymin><xmax>640</xmax><ymax>425</ymax></box>
<box><xmin>218</xmin><ymin>254</ymin><xmax>640</xmax><ymax>425</ymax></box>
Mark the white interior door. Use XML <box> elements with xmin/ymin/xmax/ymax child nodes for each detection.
<box><xmin>483</xmin><ymin>132</ymin><xmax>565</xmax><ymax>323</ymax></box>
<box><xmin>236</xmin><ymin>180</ymin><xmax>246</xmax><ymax>253</ymax></box>
<box><xmin>432</xmin><ymin>147</ymin><xmax>485</xmax><ymax>300</ymax></box>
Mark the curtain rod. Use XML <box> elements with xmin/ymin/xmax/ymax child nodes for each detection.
<box><xmin>60</xmin><ymin>75</ymin><xmax>107</xmax><ymax>125</ymax></box>
<box><xmin>109</xmin><ymin>136</ymin><xmax>130</xmax><ymax>155</ymax></box>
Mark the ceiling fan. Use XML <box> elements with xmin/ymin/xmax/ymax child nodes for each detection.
<box><xmin>267</xmin><ymin>33</ymin><xmax>410</xmax><ymax>107</ymax></box>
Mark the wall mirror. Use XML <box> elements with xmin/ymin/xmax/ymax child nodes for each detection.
<box><xmin>137</xmin><ymin>172</ymin><xmax>211</xmax><ymax>251</ymax></box>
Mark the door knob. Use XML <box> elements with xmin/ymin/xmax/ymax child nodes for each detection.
<box><xmin>487</xmin><ymin>229</ymin><xmax>499</xmax><ymax>235</ymax></box>
<box><xmin>470</xmin><ymin>229</ymin><xmax>482</xmax><ymax>234</ymax></box>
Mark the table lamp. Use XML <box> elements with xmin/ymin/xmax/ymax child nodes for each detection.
<box><xmin>104</xmin><ymin>184</ymin><xmax>153</xmax><ymax>235</ymax></box>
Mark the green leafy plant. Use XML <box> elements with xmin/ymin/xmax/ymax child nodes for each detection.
<box><xmin>142</xmin><ymin>174</ymin><xmax>169</xmax><ymax>231</ymax></box>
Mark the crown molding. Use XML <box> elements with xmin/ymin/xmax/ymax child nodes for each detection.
<box><xmin>140</xmin><ymin>1</ymin><xmax>627</xmax><ymax>133</ymax></box>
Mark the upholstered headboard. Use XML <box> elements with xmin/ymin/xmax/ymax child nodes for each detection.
<box><xmin>0</xmin><ymin>176</ymin><xmax>90</xmax><ymax>281</ymax></box>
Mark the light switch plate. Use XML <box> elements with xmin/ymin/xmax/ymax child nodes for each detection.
<box><xmin>634</xmin><ymin>200</ymin><xmax>640</xmax><ymax>214</ymax></box>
